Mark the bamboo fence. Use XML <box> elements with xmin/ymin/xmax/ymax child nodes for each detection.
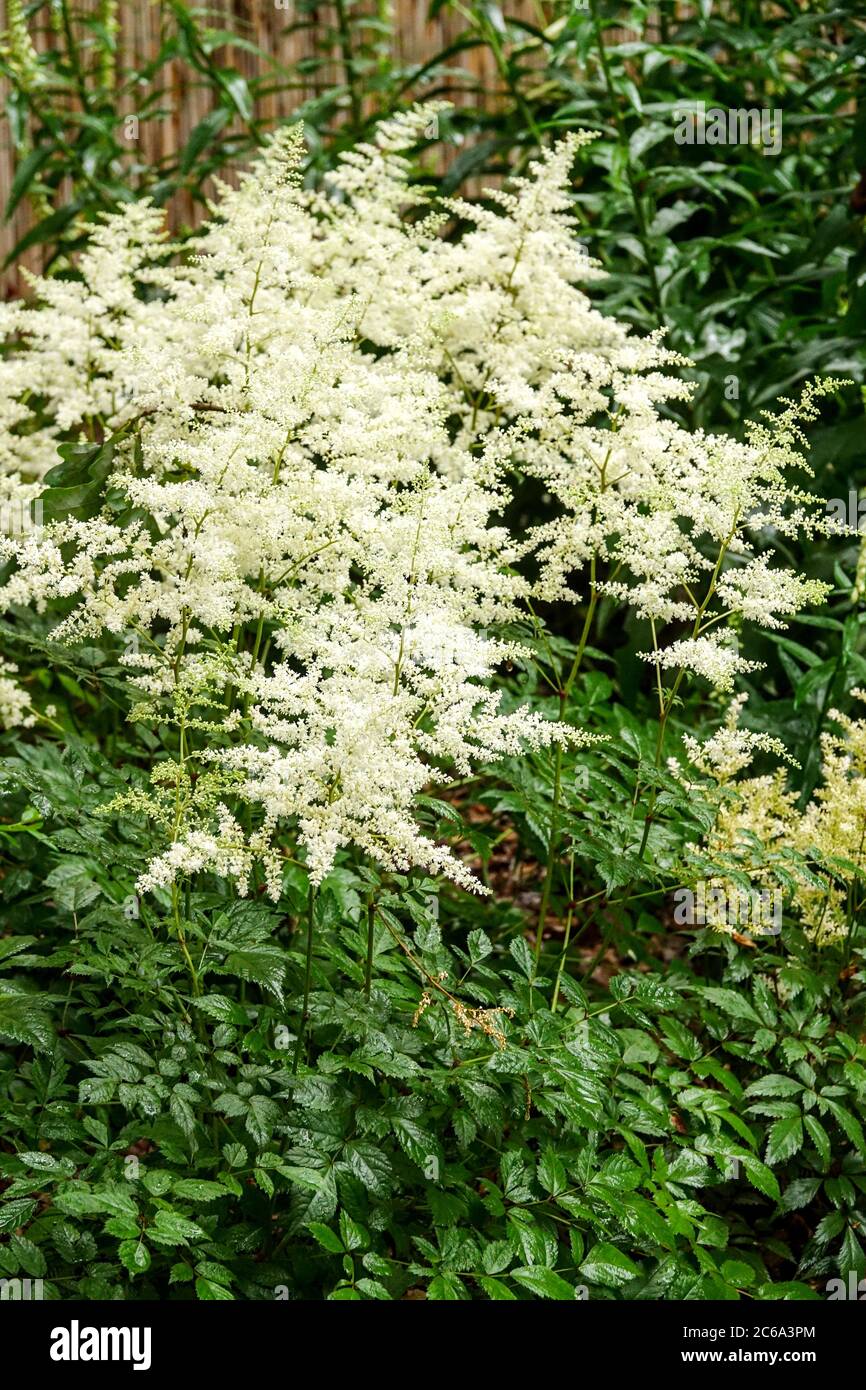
<box><xmin>0</xmin><ymin>2</ymin><xmax>654</xmax><ymax>293</ymax></box>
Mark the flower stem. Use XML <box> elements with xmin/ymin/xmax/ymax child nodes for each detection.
<box><xmin>534</xmin><ymin>577</ymin><xmax>599</xmax><ymax>965</ymax></box>
<box><xmin>292</xmin><ymin>882</ymin><xmax>316</xmax><ymax>1074</ymax></box>
<box><xmin>364</xmin><ymin>896</ymin><xmax>376</xmax><ymax>999</ymax></box>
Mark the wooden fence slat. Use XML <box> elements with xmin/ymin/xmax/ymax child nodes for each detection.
<box><xmin>0</xmin><ymin>1</ymin><xmax>647</xmax><ymax>294</ymax></box>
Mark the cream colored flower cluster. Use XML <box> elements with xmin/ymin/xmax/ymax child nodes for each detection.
<box><xmin>681</xmin><ymin>694</ymin><xmax>866</xmax><ymax>944</ymax></box>
<box><xmin>294</xmin><ymin>112</ymin><xmax>842</xmax><ymax>694</ymax></box>
<box><xmin>0</xmin><ymin>107</ymin><xmax>842</xmax><ymax>900</ymax></box>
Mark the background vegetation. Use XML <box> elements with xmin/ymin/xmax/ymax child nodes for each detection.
<box><xmin>1</xmin><ymin>1</ymin><xmax>865</xmax><ymax>1302</ymax></box>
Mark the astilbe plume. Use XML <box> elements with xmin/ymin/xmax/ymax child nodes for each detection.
<box><xmin>293</xmin><ymin>110</ymin><xmax>842</xmax><ymax>696</ymax></box>
<box><xmin>0</xmin><ymin>107</ymin><xmax>844</xmax><ymax>905</ymax></box>
<box><xmin>679</xmin><ymin>694</ymin><xmax>866</xmax><ymax>945</ymax></box>
<box><xmin>0</xmin><ymin>124</ymin><xmax>576</xmax><ymax>897</ymax></box>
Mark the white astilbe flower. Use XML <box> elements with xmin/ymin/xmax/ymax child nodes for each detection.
<box><xmin>0</xmin><ymin>124</ymin><xmax>585</xmax><ymax>898</ymax></box>
<box><xmin>789</xmin><ymin>692</ymin><xmax>866</xmax><ymax>943</ymax></box>
<box><xmin>292</xmin><ymin>117</ymin><xmax>842</xmax><ymax>698</ymax></box>
<box><xmin>680</xmin><ymin>694</ymin><xmax>798</xmax><ymax>782</ymax></box>
<box><xmin>715</xmin><ymin>557</ymin><xmax>829</xmax><ymax>630</ymax></box>
<box><xmin>640</xmin><ymin>635</ymin><xmax>762</xmax><ymax>694</ymax></box>
<box><xmin>0</xmin><ymin>659</ymin><xmax>34</xmax><ymax>730</ymax></box>
<box><xmin>679</xmin><ymin>693</ymin><xmax>866</xmax><ymax>945</ymax></box>
<box><xmin>0</xmin><ymin>108</ymin><xmax>841</xmax><ymax>895</ymax></box>
<box><xmin>0</xmin><ymin>200</ymin><xmax>169</xmax><ymax>481</ymax></box>
<box><xmin>349</xmin><ymin>119</ymin><xmax>837</xmax><ymax>693</ymax></box>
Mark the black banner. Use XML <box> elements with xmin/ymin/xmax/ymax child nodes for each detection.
<box><xmin>3</xmin><ymin>1294</ymin><xmax>860</xmax><ymax>1377</ymax></box>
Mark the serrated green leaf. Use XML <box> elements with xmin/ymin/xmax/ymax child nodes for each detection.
<box><xmin>579</xmin><ymin>1242</ymin><xmax>640</xmax><ymax>1288</ymax></box>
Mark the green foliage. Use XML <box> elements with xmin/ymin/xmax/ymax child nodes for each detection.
<box><xmin>1</xmin><ymin>0</ymin><xmax>276</xmax><ymax>268</ymax></box>
<box><xmin>427</xmin><ymin>1</ymin><xmax>865</xmax><ymax>426</ymax></box>
<box><xmin>0</xmin><ymin>703</ymin><xmax>864</xmax><ymax>1300</ymax></box>
<box><xmin>1</xmin><ymin>0</ymin><xmax>865</xmax><ymax>1303</ymax></box>
<box><xmin>4</xmin><ymin>2</ymin><xmax>864</xmax><ymax>435</ymax></box>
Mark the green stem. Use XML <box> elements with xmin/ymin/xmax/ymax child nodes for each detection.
<box><xmin>551</xmin><ymin>860</ymin><xmax>576</xmax><ymax>1012</ymax></box>
<box><xmin>60</xmin><ymin>0</ymin><xmax>92</xmax><ymax>112</ymax></box>
<box><xmin>334</xmin><ymin>0</ymin><xmax>363</xmax><ymax>130</ymax></box>
<box><xmin>535</xmin><ymin>730</ymin><xmax>564</xmax><ymax>964</ymax></box>
<box><xmin>534</xmin><ymin>575</ymin><xmax>600</xmax><ymax>966</ymax></box>
<box><xmin>588</xmin><ymin>0</ymin><xmax>665</xmax><ymax>331</ymax></box>
<box><xmin>633</xmin><ymin>514</ymin><xmax>741</xmax><ymax>858</ymax></box>
<box><xmin>172</xmin><ymin>884</ymin><xmax>200</xmax><ymax>998</ymax></box>
<box><xmin>364</xmin><ymin>896</ymin><xmax>376</xmax><ymax>999</ymax></box>
<box><xmin>292</xmin><ymin>882</ymin><xmax>316</xmax><ymax>1074</ymax></box>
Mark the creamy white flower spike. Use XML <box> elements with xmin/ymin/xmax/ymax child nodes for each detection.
<box><xmin>680</xmin><ymin>693</ymin><xmax>866</xmax><ymax>946</ymax></box>
<box><xmin>0</xmin><ymin>107</ymin><xmax>840</xmax><ymax>894</ymax></box>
